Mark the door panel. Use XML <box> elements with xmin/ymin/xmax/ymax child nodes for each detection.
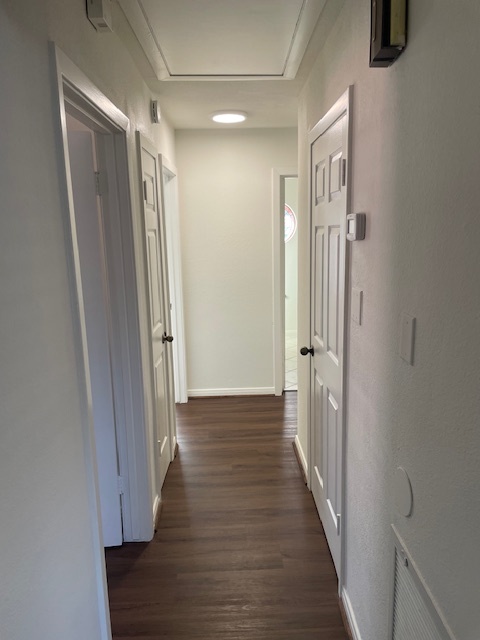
<box><xmin>329</xmin><ymin>150</ymin><xmax>343</xmax><ymax>200</ymax></box>
<box><xmin>327</xmin><ymin>226</ymin><xmax>340</xmax><ymax>361</ymax></box>
<box><xmin>315</xmin><ymin>161</ymin><xmax>326</xmax><ymax>203</ymax></box>
<box><xmin>310</xmin><ymin>112</ymin><xmax>347</xmax><ymax>576</ymax></box>
<box><xmin>154</xmin><ymin>355</ymin><xmax>169</xmax><ymax>458</ymax></box>
<box><xmin>314</xmin><ymin>228</ymin><xmax>324</xmax><ymax>344</ymax></box>
<box><xmin>138</xmin><ymin>134</ymin><xmax>174</xmax><ymax>496</ymax></box>
<box><xmin>326</xmin><ymin>389</ymin><xmax>339</xmax><ymax>528</ymax></box>
<box><xmin>313</xmin><ymin>373</ymin><xmax>324</xmax><ymax>487</ymax></box>
<box><xmin>147</xmin><ymin>231</ymin><xmax>163</xmax><ymax>328</ymax></box>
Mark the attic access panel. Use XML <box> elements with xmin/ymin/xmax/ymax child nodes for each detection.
<box><xmin>119</xmin><ymin>0</ymin><xmax>327</xmax><ymax>80</ymax></box>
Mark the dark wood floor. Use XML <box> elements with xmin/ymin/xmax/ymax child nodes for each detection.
<box><xmin>105</xmin><ymin>394</ymin><xmax>348</xmax><ymax>639</ymax></box>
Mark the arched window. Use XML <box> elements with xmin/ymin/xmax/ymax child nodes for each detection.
<box><xmin>284</xmin><ymin>203</ymin><xmax>297</xmax><ymax>242</ymax></box>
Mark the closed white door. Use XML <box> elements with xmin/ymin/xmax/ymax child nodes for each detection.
<box><xmin>306</xmin><ymin>108</ymin><xmax>348</xmax><ymax>576</ymax></box>
<box><xmin>138</xmin><ymin>134</ymin><xmax>173</xmax><ymax>492</ymax></box>
<box><xmin>67</xmin><ymin>126</ymin><xmax>123</xmax><ymax>547</ymax></box>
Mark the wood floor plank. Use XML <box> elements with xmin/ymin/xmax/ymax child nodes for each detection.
<box><xmin>106</xmin><ymin>393</ymin><xmax>348</xmax><ymax>639</ymax></box>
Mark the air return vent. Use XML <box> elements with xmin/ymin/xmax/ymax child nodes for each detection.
<box><xmin>390</xmin><ymin>527</ymin><xmax>455</xmax><ymax>640</ymax></box>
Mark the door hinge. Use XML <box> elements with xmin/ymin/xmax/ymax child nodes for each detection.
<box><xmin>341</xmin><ymin>159</ymin><xmax>347</xmax><ymax>187</ymax></box>
<box><xmin>337</xmin><ymin>513</ymin><xmax>341</xmax><ymax>531</ymax></box>
<box><xmin>117</xmin><ymin>476</ymin><xmax>126</xmax><ymax>495</ymax></box>
<box><xmin>143</xmin><ymin>179</ymin><xmax>148</xmax><ymax>201</ymax></box>
<box><xmin>94</xmin><ymin>170</ymin><xmax>108</xmax><ymax>197</ymax></box>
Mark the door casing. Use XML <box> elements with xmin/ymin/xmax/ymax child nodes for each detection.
<box><xmin>159</xmin><ymin>155</ymin><xmax>188</xmax><ymax>405</ymax></box>
<box><xmin>52</xmin><ymin>43</ymin><xmax>160</xmax><ymax>639</ymax></box>
<box><xmin>66</xmin><ymin>120</ymin><xmax>123</xmax><ymax>547</ymax></box>
<box><xmin>307</xmin><ymin>86</ymin><xmax>352</xmax><ymax>593</ymax></box>
<box><xmin>273</xmin><ymin>167</ymin><xmax>298</xmax><ymax>396</ymax></box>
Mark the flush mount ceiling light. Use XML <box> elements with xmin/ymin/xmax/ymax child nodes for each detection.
<box><xmin>211</xmin><ymin>111</ymin><xmax>247</xmax><ymax>124</ymax></box>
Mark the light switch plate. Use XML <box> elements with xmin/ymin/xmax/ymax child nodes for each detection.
<box><xmin>351</xmin><ymin>288</ymin><xmax>363</xmax><ymax>325</ymax></box>
<box><xmin>400</xmin><ymin>313</ymin><xmax>416</xmax><ymax>365</ymax></box>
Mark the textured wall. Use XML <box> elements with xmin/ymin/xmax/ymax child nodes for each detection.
<box><xmin>0</xmin><ymin>1</ymin><xmax>174</xmax><ymax>638</ymax></box>
<box><xmin>176</xmin><ymin>128</ymin><xmax>297</xmax><ymax>395</ymax></box>
<box><xmin>297</xmin><ymin>1</ymin><xmax>480</xmax><ymax>639</ymax></box>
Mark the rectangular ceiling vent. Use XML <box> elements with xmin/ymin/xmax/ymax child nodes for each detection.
<box><xmin>390</xmin><ymin>527</ymin><xmax>456</xmax><ymax>640</ymax></box>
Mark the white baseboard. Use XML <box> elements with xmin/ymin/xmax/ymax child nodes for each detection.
<box><xmin>294</xmin><ymin>434</ymin><xmax>308</xmax><ymax>478</ymax></box>
<box><xmin>342</xmin><ymin>588</ymin><xmax>362</xmax><ymax>640</ymax></box>
<box><xmin>152</xmin><ymin>494</ymin><xmax>161</xmax><ymax>523</ymax></box>
<box><xmin>188</xmin><ymin>387</ymin><xmax>275</xmax><ymax>398</ymax></box>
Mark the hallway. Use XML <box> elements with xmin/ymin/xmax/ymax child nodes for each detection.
<box><xmin>105</xmin><ymin>395</ymin><xmax>348</xmax><ymax>639</ymax></box>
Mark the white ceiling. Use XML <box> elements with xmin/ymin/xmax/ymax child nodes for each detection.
<box><xmin>116</xmin><ymin>0</ymin><xmax>337</xmax><ymax>129</ymax></box>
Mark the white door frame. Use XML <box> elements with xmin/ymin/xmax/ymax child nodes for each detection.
<box><xmin>272</xmin><ymin>167</ymin><xmax>298</xmax><ymax>396</ymax></box>
<box><xmin>159</xmin><ymin>155</ymin><xmax>188</xmax><ymax>405</ymax></box>
<box><xmin>307</xmin><ymin>86</ymin><xmax>352</xmax><ymax>593</ymax></box>
<box><xmin>66</xmin><ymin>122</ymin><xmax>125</xmax><ymax>547</ymax></box>
<box><xmin>52</xmin><ymin>44</ymin><xmax>156</xmax><ymax>638</ymax></box>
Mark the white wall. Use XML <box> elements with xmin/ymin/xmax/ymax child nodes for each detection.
<box><xmin>297</xmin><ymin>1</ymin><xmax>480</xmax><ymax>639</ymax></box>
<box><xmin>0</xmin><ymin>1</ymin><xmax>174</xmax><ymax>638</ymax></box>
<box><xmin>176</xmin><ymin>128</ymin><xmax>297</xmax><ymax>396</ymax></box>
<box><xmin>284</xmin><ymin>177</ymin><xmax>298</xmax><ymax>332</ymax></box>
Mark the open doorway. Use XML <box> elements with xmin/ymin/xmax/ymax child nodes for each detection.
<box><xmin>159</xmin><ymin>155</ymin><xmax>188</xmax><ymax>404</ymax></box>
<box><xmin>65</xmin><ymin>112</ymin><xmax>124</xmax><ymax>547</ymax></box>
<box><xmin>284</xmin><ymin>177</ymin><xmax>298</xmax><ymax>391</ymax></box>
<box><xmin>54</xmin><ymin>43</ymin><xmax>168</xmax><ymax>637</ymax></box>
<box><xmin>53</xmin><ymin>46</ymin><xmax>158</xmax><ymax>556</ymax></box>
<box><xmin>273</xmin><ymin>168</ymin><xmax>298</xmax><ymax>397</ymax></box>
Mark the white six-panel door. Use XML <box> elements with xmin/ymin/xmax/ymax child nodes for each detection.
<box><xmin>138</xmin><ymin>134</ymin><xmax>174</xmax><ymax>495</ymax></box>
<box><xmin>308</xmin><ymin>99</ymin><xmax>349</xmax><ymax>577</ymax></box>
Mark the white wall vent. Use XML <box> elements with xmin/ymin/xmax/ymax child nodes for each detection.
<box><xmin>390</xmin><ymin>527</ymin><xmax>455</xmax><ymax>640</ymax></box>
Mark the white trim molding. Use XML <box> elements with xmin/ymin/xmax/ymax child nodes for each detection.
<box><xmin>51</xmin><ymin>44</ymin><xmax>155</xmax><ymax>546</ymax></box>
<box><xmin>272</xmin><ymin>167</ymin><xmax>298</xmax><ymax>397</ymax></box>
<box><xmin>152</xmin><ymin>494</ymin><xmax>161</xmax><ymax>524</ymax></box>
<box><xmin>341</xmin><ymin>588</ymin><xmax>363</xmax><ymax>640</ymax></box>
<box><xmin>188</xmin><ymin>387</ymin><xmax>275</xmax><ymax>398</ymax></box>
<box><xmin>294</xmin><ymin>435</ymin><xmax>308</xmax><ymax>478</ymax></box>
<box><xmin>159</xmin><ymin>155</ymin><xmax>188</xmax><ymax>404</ymax></box>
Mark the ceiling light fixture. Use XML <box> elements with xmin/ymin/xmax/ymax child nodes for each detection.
<box><xmin>211</xmin><ymin>111</ymin><xmax>247</xmax><ymax>124</ymax></box>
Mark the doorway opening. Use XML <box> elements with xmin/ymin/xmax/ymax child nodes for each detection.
<box><xmin>284</xmin><ymin>177</ymin><xmax>298</xmax><ymax>391</ymax></box>
<box><xmin>53</xmin><ymin>43</ymin><xmax>160</xmax><ymax>639</ymax></box>
<box><xmin>65</xmin><ymin>111</ymin><xmax>124</xmax><ymax>547</ymax></box>
<box><xmin>273</xmin><ymin>168</ymin><xmax>298</xmax><ymax>397</ymax></box>
<box><xmin>159</xmin><ymin>156</ymin><xmax>188</xmax><ymax>404</ymax></box>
